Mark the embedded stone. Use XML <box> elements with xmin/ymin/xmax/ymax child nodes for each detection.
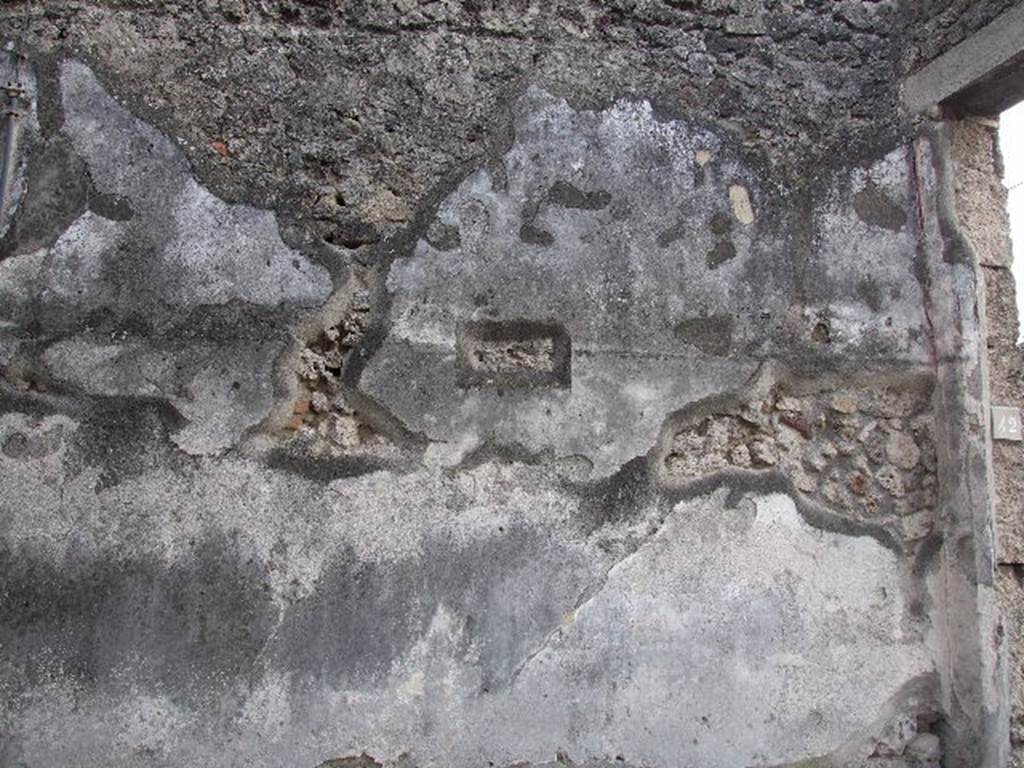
<box><xmin>875</xmin><ymin>465</ymin><xmax>905</xmax><ymax>497</ymax></box>
<box><xmin>886</xmin><ymin>432</ymin><xmax>921</xmax><ymax>470</ymax></box>
<box><xmin>794</xmin><ymin>468</ymin><xmax>818</xmax><ymax>493</ymax></box>
<box><xmin>319</xmin><ymin>412</ymin><xmax>361</xmax><ymax>447</ymax></box>
<box><xmin>776</xmin><ymin>396</ymin><xmax>803</xmax><ymax>412</ymax></box>
<box><xmin>899</xmin><ymin>510</ymin><xmax>935</xmax><ymax>541</ymax></box>
<box><xmin>830</xmin><ymin>393</ymin><xmax>859</xmax><ymax>414</ymax></box>
<box><xmin>837</xmin><ymin>439</ymin><xmax>858</xmax><ymax>456</ymax></box>
<box><xmin>857</xmin><ymin>420</ymin><xmax>879</xmax><ymax>443</ymax></box>
<box><xmin>750</xmin><ymin>439</ymin><xmax>778</xmax><ymax>466</ymax></box>
<box><xmin>906</xmin><ymin>733</ymin><xmax>942</xmax><ymax>762</ymax></box>
<box><xmin>847</xmin><ymin>472</ymin><xmax>870</xmax><ymax>496</ymax></box>
<box><xmin>730</xmin><ymin>443</ymin><xmax>752</xmax><ymax>467</ymax></box>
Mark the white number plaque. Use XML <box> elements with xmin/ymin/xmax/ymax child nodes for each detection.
<box><xmin>992</xmin><ymin>406</ymin><xmax>1023</xmax><ymax>442</ymax></box>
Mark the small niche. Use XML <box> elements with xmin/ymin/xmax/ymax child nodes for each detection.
<box><xmin>457</xmin><ymin>320</ymin><xmax>571</xmax><ymax>389</ymax></box>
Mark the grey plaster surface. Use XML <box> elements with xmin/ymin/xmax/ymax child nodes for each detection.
<box><xmin>362</xmin><ymin>89</ymin><xmax>929</xmax><ymax>477</ymax></box>
<box><xmin>0</xmin><ymin>3</ymin><xmax>1013</xmax><ymax>765</ymax></box>
<box><xmin>0</xmin><ymin>61</ymin><xmax>333</xmax><ymax>454</ymax></box>
<box><xmin>0</xmin><ymin>406</ymin><xmax>933</xmax><ymax>767</ymax></box>
<box><xmin>0</xmin><ymin>57</ymin><xmax>956</xmax><ymax>768</ymax></box>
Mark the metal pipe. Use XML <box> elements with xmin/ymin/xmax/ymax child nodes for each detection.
<box><xmin>0</xmin><ymin>79</ymin><xmax>24</xmax><ymax>227</ymax></box>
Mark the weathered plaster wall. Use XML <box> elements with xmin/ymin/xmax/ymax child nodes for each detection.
<box><xmin>951</xmin><ymin>117</ymin><xmax>1024</xmax><ymax>767</ymax></box>
<box><xmin>0</xmin><ymin>2</ymin><xmax>1016</xmax><ymax>767</ymax></box>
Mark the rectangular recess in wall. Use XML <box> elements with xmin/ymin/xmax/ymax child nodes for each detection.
<box><xmin>456</xmin><ymin>319</ymin><xmax>571</xmax><ymax>389</ymax></box>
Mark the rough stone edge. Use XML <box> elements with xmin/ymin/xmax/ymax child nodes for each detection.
<box><xmin>950</xmin><ymin>113</ymin><xmax>1024</xmax><ymax>763</ymax></box>
<box><xmin>913</xmin><ymin>122</ymin><xmax>1010</xmax><ymax>767</ymax></box>
<box><xmin>649</xmin><ymin>359</ymin><xmax>935</xmax><ymax>555</ymax></box>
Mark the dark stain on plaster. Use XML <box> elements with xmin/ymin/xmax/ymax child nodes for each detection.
<box><xmin>0</xmin><ymin>535</ymin><xmax>277</xmax><ymax>708</ymax></box>
<box><xmin>425</xmin><ymin>220</ymin><xmax>461</xmax><ymax>251</ymax></box>
<box><xmin>858</xmin><ymin>276</ymin><xmax>884</xmax><ymax>311</ymax></box>
<box><xmin>516</xmin><ymin>182</ymin><xmax>610</xmax><ymax>247</ymax></box>
<box><xmin>853</xmin><ymin>183</ymin><xmax>908</xmax><ymax>232</ymax></box>
<box><xmin>66</xmin><ymin>398</ymin><xmax>192</xmax><ymax>491</ymax></box>
<box><xmin>174</xmin><ymin>301</ymin><xmax>298</xmax><ymax>342</ymax></box>
<box><xmin>455</xmin><ymin>440</ymin><xmax>553</xmax><ymax>473</ymax></box>
<box><xmin>270</xmin><ymin>545</ymin><xmax>415</xmax><ymax>684</ymax></box>
<box><xmin>706</xmin><ymin>239</ymin><xmax>736</xmax><ymax>269</ymax></box>
<box><xmin>656</xmin><ymin>219</ymin><xmax>687</xmax><ymax>247</ymax></box>
<box><xmin>0</xmin><ymin>516</ymin><xmax>592</xmax><ymax>701</ymax></box>
<box><xmin>674</xmin><ymin>314</ymin><xmax>734</xmax><ymax>356</ymax></box>
<box><xmin>710</xmin><ymin>211</ymin><xmax>733</xmax><ymax>235</ymax></box>
<box><xmin>316</xmin><ymin>755</ymin><xmax>382</xmax><ymax>768</ymax></box>
<box><xmin>0</xmin><ymin>381</ymin><xmax>75</xmax><ymax>425</ymax></box>
<box><xmin>519</xmin><ymin>222</ymin><xmax>555</xmax><ymax>246</ymax></box>
<box><xmin>911</xmin><ymin>531</ymin><xmax>945</xmax><ymax>578</ymax></box>
<box><xmin>571</xmin><ymin>455</ymin><xmax>663</xmax><ymax>535</ymax></box>
<box><xmin>88</xmin><ymin>192</ymin><xmax>135</xmax><ymax>221</ymax></box>
<box><xmin>0</xmin><ymin>136</ymin><xmax>90</xmax><ymax>260</ymax></box>
<box><xmin>265</xmin><ymin>449</ymin><xmax>395</xmax><ymax>482</ymax></box>
<box><xmin>272</xmin><ymin>525</ymin><xmax>590</xmax><ymax>692</ymax></box>
<box><xmin>518</xmin><ymin>194</ymin><xmax>551</xmax><ymax>247</ymax></box>
<box><xmin>546</xmin><ymin>181</ymin><xmax>611</xmax><ymax>211</ymax></box>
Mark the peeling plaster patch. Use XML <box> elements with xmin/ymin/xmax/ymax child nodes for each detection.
<box><xmin>58</xmin><ymin>60</ymin><xmax>330</xmax><ymax>310</ymax></box>
<box><xmin>674</xmin><ymin>313</ymin><xmax>734</xmax><ymax>355</ymax></box>
<box><xmin>854</xmin><ymin>183</ymin><xmax>908</xmax><ymax>232</ymax></box>
<box><xmin>361</xmin><ymin>92</ymin><xmax>930</xmax><ymax>477</ymax></box>
<box><xmin>0</xmin><ymin>61</ymin><xmax>336</xmax><ymax>454</ymax></box>
<box><xmin>362</xmin><ymin>89</ymin><xmax>770</xmax><ymax>476</ymax></box>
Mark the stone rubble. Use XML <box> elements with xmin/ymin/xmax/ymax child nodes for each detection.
<box><xmin>663</xmin><ymin>383</ymin><xmax>937</xmax><ymax>528</ymax></box>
